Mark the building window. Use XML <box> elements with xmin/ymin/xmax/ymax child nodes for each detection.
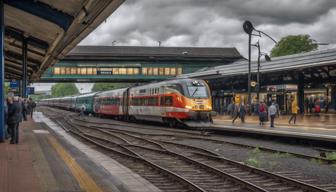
<box><xmin>159</xmin><ymin>68</ymin><xmax>164</xmax><ymax>76</ymax></box>
<box><xmin>142</xmin><ymin>68</ymin><xmax>148</xmax><ymax>75</ymax></box>
<box><xmin>65</xmin><ymin>67</ymin><xmax>71</xmax><ymax>75</ymax></box>
<box><xmin>81</xmin><ymin>68</ymin><xmax>87</xmax><ymax>75</ymax></box>
<box><xmin>60</xmin><ymin>67</ymin><xmax>66</xmax><ymax>75</ymax></box>
<box><xmin>87</xmin><ymin>68</ymin><xmax>93</xmax><ymax>75</ymax></box>
<box><xmin>113</xmin><ymin>68</ymin><xmax>119</xmax><ymax>75</ymax></box>
<box><xmin>153</xmin><ymin>68</ymin><xmax>158</xmax><ymax>75</ymax></box>
<box><xmin>92</xmin><ymin>68</ymin><xmax>97</xmax><ymax>75</ymax></box>
<box><xmin>127</xmin><ymin>68</ymin><xmax>133</xmax><ymax>75</ymax></box>
<box><xmin>165</xmin><ymin>68</ymin><xmax>170</xmax><ymax>76</ymax></box>
<box><xmin>54</xmin><ymin>67</ymin><xmax>60</xmax><ymax>75</ymax></box>
<box><xmin>120</xmin><ymin>68</ymin><xmax>127</xmax><ymax>75</ymax></box>
<box><xmin>177</xmin><ymin>67</ymin><xmax>183</xmax><ymax>75</ymax></box>
<box><xmin>71</xmin><ymin>67</ymin><xmax>76</xmax><ymax>75</ymax></box>
<box><xmin>77</xmin><ymin>68</ymin><xmax>81</xmax><ymax>75</ymax></box>
<box><xmin>148</xmin><ymin>68</ymin><xmax>153</xmax><ymax>75</ymax></box>
<box><xmin>170</xmin><ymin>68</ymin><xmax>176</xmax><ymax>76</ymax></box>
<box><xmin>134</xmin><ymin>68</ymin><xmax>140</xmax><ymax>75</ymax></box>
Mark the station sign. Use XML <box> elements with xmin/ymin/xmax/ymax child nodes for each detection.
<box><xmin>27</xmin><ymin>87</ymin><xmax>35</xmax><ymax>95</ymax></box>
<box><xmin>97</xmin><ymin>70</ymin><xmax>112</xmax><ymax>75</ymax></box>
<box><xmin>10</xmin><ymin>80</ymin><xmax>19</xmax><ymax>89</ymax></box>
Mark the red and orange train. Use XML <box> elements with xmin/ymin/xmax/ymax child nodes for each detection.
<box><xmin>41</xmin><ymin>78</ymin><xmax>215</xmax><ymax>127</ymax></box>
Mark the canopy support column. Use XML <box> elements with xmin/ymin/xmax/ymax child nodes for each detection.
<box><xmin>0</xmin><ymin>0</ymin><xmax>5</xmax><ymax>142</ymax></box>
<box><xmin>22</xmin><ymin>37</ymin><xmax>27</xmax><ymax>98</ymax></box>
<box><xmin>297</xmin><ymin>73</ymin><xmax>305</xmax><ymax>114</ymax></box>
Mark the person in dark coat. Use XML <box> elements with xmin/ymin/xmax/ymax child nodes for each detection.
<box><xmin>239</xmin><ymin>103</ymin><xmax>246</xmax><ymax>123</ymax></box>
<box><xmin>7</xmin><ymin>96</ymin><xmax>22</xmax><ymax>144</ymax></box>
<box><xmin>22</xmin><ymin>98</ymin><xmax>28</xmax><ymax>121</ymax></box>
<box><xmin>28</xmin><ymin>98</ymin><xmax>36</xmax><ymax>118</ymax></box>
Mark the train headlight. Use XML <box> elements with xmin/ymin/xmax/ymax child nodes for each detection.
<box><xmin>185</xmin><ymin>105</ymin><xmax>193</xmax><ymax>109</ymax></box>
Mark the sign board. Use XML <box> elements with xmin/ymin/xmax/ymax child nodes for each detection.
<box><xmin>10</xmin><ymin>80</ymin><xmax>19</xmax><ymax>89</ymax></box>
<box><xmin>27</xmin><ymin>87</ymin><xmax>35</xmax><ymax>95</ymax></box>
<box><xmin>97</xmin><ymin>71</ymin><xmax>112</xmax><ymax>75</ymax></box>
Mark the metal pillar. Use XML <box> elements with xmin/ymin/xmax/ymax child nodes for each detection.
<box><xmin>256</xmin><ymin>43</ymin><xmax>261</xmax><ymax>100</ymax></box>
<box><xmin>331</xmin><ymin>85</ymin><xmax>336</xmax><ymax>110</ymax></box>
<box><xmin>247</xmin><ymin>34</ymin><xmax>252</xmax><ymax>106</ymax></box>
<box><xmin>22</xmin><ymin>37</ymin><xmax>27</xmax><ymax>98</ymax></box>
<box><xmin>297</xmin><ymin>73</ymin><xmax>305</xmax><ymax>114</ymax></box>
<box><xmin>0</xmin><ymin>0</ymin><xmax>5</xmax><ymax>142</ymax></box>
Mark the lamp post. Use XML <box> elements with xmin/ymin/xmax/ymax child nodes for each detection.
<box><xmin>251</xmin><ymin>41</ymin><xmax>271</xmax><ymax>100</ymax></box>
<box><xmin>243</xmin><ymin>20</ymin><xmax>277</xmax><ymax>109</ymax></box>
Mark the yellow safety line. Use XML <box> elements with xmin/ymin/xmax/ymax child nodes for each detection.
<box><xmin>48</xmin><ymin>136</ymin><xmax>104</xmax><ymax>192</ymax></box>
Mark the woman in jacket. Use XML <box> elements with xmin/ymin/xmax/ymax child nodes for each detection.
<box><xmin>289</xmin><ymin>99</ymin><xmax>299</xmax><ymax>124</ymax></box>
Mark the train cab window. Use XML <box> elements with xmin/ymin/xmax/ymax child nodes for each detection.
<box><xmin>161</xmin><ymin>96</ymin><xmax>173</xmax><ymax>106</ymax></box>
<box><xmin>167</xmin><ymin>84</ymin><xmax>184</xmax><ymax>95</ymax></box>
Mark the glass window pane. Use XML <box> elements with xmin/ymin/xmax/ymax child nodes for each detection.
<box><xmin>134</xmin><ymin>68</ymin><xmax>139</xmax><ymax>74</ymax></box>
<box><xmin>60</xmin><ymin>67</ymin><xmax>66</xmax><ymax>75</ymax></box>
<box><xmin>170</xmin><ymin>68</ymin><xmax>176</xmax><ymax>76</ymax></box>
<box><xmin>113</xmin><ymin>68</ymin><xmax>119</xmax><ymax>75</ymax></box>
<box><xmin>159</xmin><ymin>68</ymin><xmax>164</xmax><ymax>76</ymax></box>
<box><xmin>177</xmin><ymin>67</ymin><xmax>183</xmax><ymax>75</ymax></box>
<box><xmin>153</xmin><ymin>68</ymin><xmax>158</xmax><ymax>75</ymax></box>
<box><xmin>148</xmin><ymin>68</ymin><xmax>153</xmax><ymax>75</ymax></box>
<box><xmin>92</xmin><ymin>68</ymin><xmax>97</xmax><ymax>75</ymax></box>
<box><xmin>54</xmin><ymin>67</ymin><xmax>60</xmax><ymax>75</ymax></box>
<box><xmin>81</xmin><ymin>68</ymin><xmax>87</xmax><ymax>75</ymax></box>
<box><xmin>165</xmin><ymin>68</ymin><xmax>170</xmax><ymax>76</ymax></box>
<box><xmin>77</xmin><ymin>68</ymin><xmax>81</xmax><ymax>75</ymax></box>
<box><xmin>87</xmin><ymin>68</ymin><xmax>93</xmax><ymax>75</ymax></box>
<box><xmin>127</xmin><ymin>68</ymin><xmax>133</xmax><ymax>75</ymax></box>
<box><xmin>142</xmin><ymin>68</ymin><xmax>147</xmax><ymax>75</ymax></box>
<box><xmin>71</xmin><ymin>67</ymin><xmax>76</xmax><ymax>75</ymax></box>
<box><xmin>120</xmin><ymin>68</ymin><xmax>127</xmax><ymax>75</ymax></box>
<box><xmin>65</xmin><ymin>67</ymin><xmax>71</xmax><ymax>75</ymax></box>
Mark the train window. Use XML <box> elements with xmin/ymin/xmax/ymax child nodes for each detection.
<box><xmin>164</xmin><ymin>68</ymin><xmax>170</xmax><ymax>76</ymax></box>
<box><xmin>164</xmin><ymin>96</ymin><xmax>173</xmax><ymax>106</ymax></box>
<box><xmin>153</xmin><ymin>68</ymin><xmax>158</xmax><ymax>75</ymax></box>
<box><xmin>159</xmin><ymin>68</ymin><xmax>164</xmax><ymax>75</ymax></box>
<box><xmin>54</xmin><ymin>67</ymin><xmax>60</xmax><ymax>75</ymax></box>
<box><xmin>139</xmin><ymin>89</ymin><xmax>146</xmax><ymax>94</ymax></box>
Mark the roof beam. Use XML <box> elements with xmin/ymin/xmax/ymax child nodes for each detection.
<box><xmin>5</xmin><ymin>26</ymin><xmax>49</xmax><ymax>50</ymax></box>
<box><xmin>5</xmin><ymin>50</ymin><xmax>41</xmax><ymax>66</ymax></box>
<box><xmin>4</xmin><ymin>0</ymin><xmax>74</xmax><ymax>31</ymax></box>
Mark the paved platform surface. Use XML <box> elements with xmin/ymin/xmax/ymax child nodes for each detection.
<box><xmin>212</xmin><ymin>114</ymin><xmax>336</xmax><ymax>142</ymax></box>
<box><xmin>0</xmin><ymin>113</ymin><xmax>161</xmax><ymax>192</ymax></box>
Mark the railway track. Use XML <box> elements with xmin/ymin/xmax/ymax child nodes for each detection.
<box><xmin>68</xmin><ymin>115</ymin><xmax>336</xmax><ymax>165</ymax></box>
<box><xmin>45</xmin><ymin>111</ymin><xmax>332</xmax><ymax>192</ymax></box>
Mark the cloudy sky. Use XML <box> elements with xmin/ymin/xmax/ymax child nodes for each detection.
<box><xmin>80</xmin><ymin>0</ymin><xmax>336</xmax><ymax>57</ymax></box>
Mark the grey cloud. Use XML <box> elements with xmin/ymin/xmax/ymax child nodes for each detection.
<box><xmin>80</xmin><ymin>0</ymin><xmax>336</xmax><ymax>58</ymax></box>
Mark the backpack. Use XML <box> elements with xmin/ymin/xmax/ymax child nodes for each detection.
<box><xmin>315</xmin><ymin>105</ymin><xmax>321</xmax><ymax>113</ymax></box>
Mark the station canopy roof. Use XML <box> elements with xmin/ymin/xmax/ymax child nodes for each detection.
<box><xmin>179</xmin><ymin>48</ymin><xmax>336</xmax><ymax>81</ymax></box>
<box><xmin>4</xmin><ymin>0</ymin><xmax>124</xmax><ymax>81</ymax></box>
<box><xmin>64</xmin><ymin>45</ymin><xmax>243</xmax><ymax>62</ymax></box>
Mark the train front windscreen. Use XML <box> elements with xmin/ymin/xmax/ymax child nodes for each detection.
<box><xmin>186</xmin><ymin>81</ymin><xmax>209</xmax><ymax>99</ymax></box>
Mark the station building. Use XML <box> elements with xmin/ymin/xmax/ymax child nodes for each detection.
<box><xmin>180</xmin><ymin>48</ymin><xmax>336</xmax><ymax>114</ymax></box>
<box><xmin>40</xmin><ymin>45</ymin><xmax>244</xmax><ymax>82</ymax></box>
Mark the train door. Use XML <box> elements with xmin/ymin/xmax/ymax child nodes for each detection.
<box><xmin>122</xmin><ymin>88</ymin><xmax>130</xmax><ymax>120</ymax></box>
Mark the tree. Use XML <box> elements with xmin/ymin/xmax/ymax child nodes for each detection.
<box><xmin>92</xmin><ymin>83</ymin><xmax>130</xmax><ymax>92</ymax></box>
<box><xmin>51</xmin><ymin>83</ymin><xmax>79</xmax><ymax>97</ymax></box>
<box><xmin>271</xmin><ymin>35</ymin><xmax>318</xmax><ymax>57</ymax></box>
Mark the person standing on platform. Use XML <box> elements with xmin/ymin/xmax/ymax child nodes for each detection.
<box><xmin>21</xmin><ymin>98</ymin><xmax>28</xmax><ymax>121</ymax></box>
<box><xmin>289</xmin><ymin>99</ymin><xmax>299</xmax><ymax>124</ymax></box>
<box><xmin>28</xmin><ymin>98</ymin><xmax>36</xmax><ymax>118</ymax></box>
<box><xmin>258</xmin><ymin>101</ymin><xmax>267</xmax><ymax>125</ymax></box>
<box><xmin>232</xmin><ymin>103</ymin><xmax>240</xmax><ymax>123</ymax></box>
<box><xmin>7</xmin><ymin>96</ymin><xmax>22</xmax><ymax>144</ymax></box>
<box><xmin>268</xmin><ymin>101</ymin><xmax>277</xmax><ymax>128</ymax></box>
<box><xmin>239</xmin><ymin>103</ymin><xmax>246</xmax><ymax>123</ymax></box>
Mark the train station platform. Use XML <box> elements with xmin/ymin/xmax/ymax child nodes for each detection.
<box><xmin>0</xmin><ymin>113</ymin><xmax>161</xmax><ymax>192</ymax></box>
<box><xmin>212</xmin><ymin>114</ymin><xmax>336</xmax><ymax>143</ymax></box>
